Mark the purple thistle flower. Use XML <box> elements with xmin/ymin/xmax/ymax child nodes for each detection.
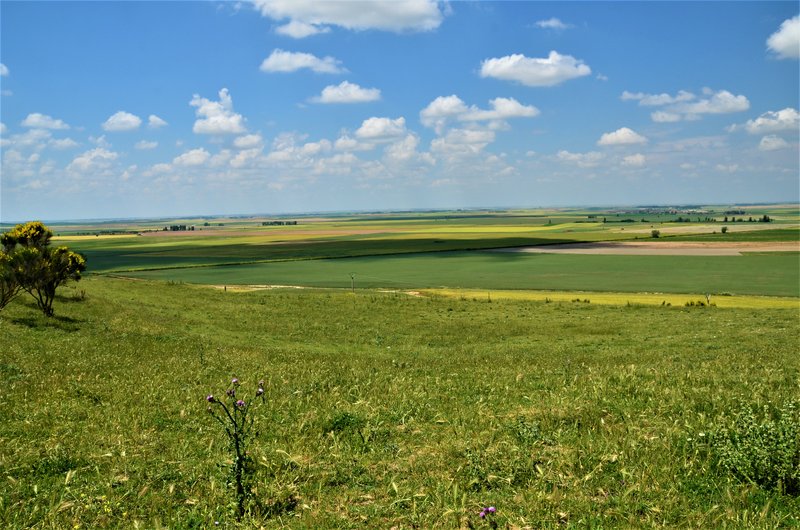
<box><xmin>206</xmin><ymin>394</ymin><xmax>215</xmax><ymax>403</ymax></box>
<box><xmin>236</xmin><ymin>399</ymin><xmax>246</xmax><ymax>408</ymax></box>
<box><xmin>479</xmin><ymin>511</ymin><xmax>486</xmax><ymax>518</ymax></box>
<box><xmin>488</xmin><ymin>506</ymin><xmax>496</xmax><ymax>514</ymax></box>
<box><xmin>232</xmin><ymin>377</ymin><xmax>240</xmax><ymax>385</ymax></box>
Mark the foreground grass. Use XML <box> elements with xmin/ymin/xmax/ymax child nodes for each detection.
<box><xmin>1</xmin><ymin>278</ymin><xmax>798</xmax><ymax>528</ymax></box>
<box><xmin>426</xmin><ymin>288</ymin><xmax>800</xmax><ymax>309</ymax></box>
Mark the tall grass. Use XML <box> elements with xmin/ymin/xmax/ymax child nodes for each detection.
<box><xmin>1</xmin><ymin>277</ymin><xmax>798</xmax><ymax>528</ymax></box>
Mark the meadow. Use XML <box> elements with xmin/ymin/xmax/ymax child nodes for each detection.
<box><xmin>1</xmin><ymin>205</ymin><xmax>798</xmax><ymax>528</ymax></box>
<box><xmin>1</xmin><ymin>277</ymin><xmax>798</xmax><ymax>528</ymax></box>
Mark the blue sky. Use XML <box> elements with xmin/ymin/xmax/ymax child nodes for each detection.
<box><xmin>1</xmin><ymin>1</ymin><xmax>798</xmax><ymax>221</ymax></box>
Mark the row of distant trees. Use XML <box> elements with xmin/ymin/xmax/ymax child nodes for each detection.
<box><xmin>0</xmin><ymin>221</ymin><xmax>86</xmax><ymax>316</ymax></box>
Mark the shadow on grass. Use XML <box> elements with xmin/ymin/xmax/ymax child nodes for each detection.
<box><xmin>9</xmin><ymin>313</ymin><xmax>83</xmax><ymax>332</ymax></box>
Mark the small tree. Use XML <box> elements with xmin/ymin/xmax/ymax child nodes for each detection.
<box><xmin>651</xmin><ymin>229</ymin><xmax>660</xmax><ymax>238</ymax></box>
<box><xmin>721</xmin><ymin>226</ymin><xmax>729</xmax><ymax>234</ymax></box>
<box><xmin>1</xmin><ymin>221</ymin><xmax>86</xmax><ymax>317</ymax></box>
<box><xmin>0</xmin><ymin>252</ymin><xmax>21</xmax><ymax>311</ymax></box>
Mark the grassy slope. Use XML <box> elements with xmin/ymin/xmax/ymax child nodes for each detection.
<box><xmin>1</xmin><ymin>277</ymin><xmax>798</xmax><ymax>528</ymax></box>
<box><xmin>125</xmin><ymin>252</ymin><xmax>800</xmax><ymax>297</ymax></box>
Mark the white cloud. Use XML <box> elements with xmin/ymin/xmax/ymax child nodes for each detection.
<box><xmin>230</xmin><ymin>148</ymin><xmax>263</xmax><ymax>168</ymax></box>
<box><xmin>715</xmin><ymin>163</ymin><xmax>739</xmax><ymax>173</ymax></box>
<box><xmin>0</xmin><ymin>63</ymin><xmax>8</xmax><ymax>76</ymax></box>
<box><xmin>275</xmin><ymin>20</ymin><xmax>331</xmax><ymax>38</ymax></box>
<box><xmin>334</xmin><ymin>135</ymin><xmax>374</xmax><ymax>151</ymax></box>
<box><xmin>624</xmin><ymin>88</ymin><xmax>750</xmax><ymax>121</ymax></box>
<box><xmin>767</xmin><ymin>15</ymin><xmax>800</xmax><ymax>59</ymax></box>
<box><xmin>148</xmin><ymin>115</ymin><xmax>168</xmax><ymax>128</ymax></box>
<box><xmin>135</xmin><ymin>140</ymin><xmax>158</xmax><ymax>150</ymax></box>
<box><xmin>461</xmin><ymin>97</ymin><xmax>540</xmax><ymax>122</ymax></box>
<box><xmin>621</xmin><ymin>90</ymin><xmax>695</xmax><ymax>106</ymax></box>
<box><xmin>420</xmin><ymin>95</ymin><xmax>538</xmax><ymax>134</ymax></box>
<box><xmin>535</xmin><ymin>18</ymin><xmax>571</xmax><ymax>30</ymax></box>
<box><xmin>556</xmin><ymin>150</ymin><xmax>605</xmax><ymax>168</ymax></box>
<box><xmin>21</xmin><ymin>113</ymin><xmax>69</xmax><ymax>130</ymax></box>
<box><xmin>736</xmin><ymin>108</ymin><xmax>799</xmax><ymax>135</ymax></box>
<box><xmin>480</xmin><ymin>51</ymin><xmax>591</xmax><ymax>87</ymax></box>
<box><xmin>233</xmin><ymin>134</ymin><xmax>264</xmax><ymax>149</ymax></box>
<box><xmin>67</xmin><ymin>147</ymin><xmax>118</xmax><ymax>172</ymax></box>
<box><xmin>384</xmin><ymin>133</ymin><xmax>421</xmax><ymax>162</ymax></box>
<box><xmin>356</xmin><ymin>116</ymin><xmax>406</xmax><ymax>140</ymax></box>
<box><xmin>597</xmin><ymin>127</ymin><xmax>648</xmax><ymax>146</ymax></box>
<box><xmin>621</xmin><ymin>153</ymin><xmax>646</xmax><ymax>167</ymax></box>
<box><xmin>677</xmin><ymin>90</ymin><xmax>749</xmax><ymax>116</ymax></box>
<box><xmin>311</xmin><ymin>81</ymin><xmax>380</xmax><ymax>103</ymax></box>
<box><xmin>102</xmin><ymin>111</ymin><xmax>142</xmax><ymax>132</ymax></box>
<box><xmin>0</xmin><ymin>122</ymin><xmax>6</xmax><ymax>135</ymax></box>
<box><xmin>253</xmin><ymin>0</ymin><xmax>444</xmax><ymax>36</ymax></box>
<box><xmin>651</xmin><ymin>111</ymin><xmax>682</xmax><ymax>123</ymax></box>
<box><xmin>758</xmin><ymin>135</ymin><xmax>790</xmax><ymax>151</ymax></box>
<box><xmin>420</xmin><ymin>95</ymin><xmax>470</xmax><ymax>133</ymax></box>
<box><xmin>50</xmin><ymin>138</ymin><xmax>80</xmax><ymax>150</ymax></box>
<box><xmin>173</xmin><ymin>148</ymin><xmax>211</xmax><ymax>166</ymax></box>
<box><xmin>260</xmin><ymin>49</ymin><xmax>345</xmax><ymax>73</ymax></box>
<box><xmin>190</xmin><ymin>88</ymin><xmax>246</xmax><ymax>134</ymax></box>
<box><xmin>431</xmin><ymin>128</ymin><xmax>496</xmax><ymax>156</ymax></box>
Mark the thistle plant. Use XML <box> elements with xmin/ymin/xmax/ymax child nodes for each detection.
<box><xmin>206</xmin><ymin>378</ymin><xmax>265</xmax><ymax>519</ymax></box>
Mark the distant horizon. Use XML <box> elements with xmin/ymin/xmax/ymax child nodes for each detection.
<box><xmin>2</xmin><ymin>201</ymin><xmax>797</xmax><ymax>226</ymax></box>
<box><xmin>2</xmin><ymin>1</ymin><xmax>798</xmax><ymax>221</ymax></box>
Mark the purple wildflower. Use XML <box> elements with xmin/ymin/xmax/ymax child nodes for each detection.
<box><xmin>236</xmin><ymin>399</ymin><xmax>246</xmax><ymax>408</ymax></box>
<box><xmin>231</xmin><ymin>377</ymin><xmax>240</xmax><ymax>386</ymax></box>
<box><xmin>206</xmin><ymin>394</ymin><xmax>215</xmax><ymax>403</ymax></box>
<box><xmin>488</xmin><ymin>506</ymin><xmax>496</xmax><ymax>514</ymax></box>
<box><xmin>479</xmin><ymin>511</ymin><xmax>486</xmax><ymax>518</ymax></box>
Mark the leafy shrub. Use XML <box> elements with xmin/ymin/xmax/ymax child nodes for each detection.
<box><xmin>707</xmin><ymin>400</ymin><xmax>800</xmax><ymax>495</ymax></box>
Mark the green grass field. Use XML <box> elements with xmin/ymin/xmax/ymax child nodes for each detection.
<box><xmin>1</xmin><ymin>277</ymin><xmax>798</xmax><ymax>528</ymax></box>
<box><xmin>122</xmin><ymin>251</ymin><xmax>800</xmax><ymax>297</ymax></box>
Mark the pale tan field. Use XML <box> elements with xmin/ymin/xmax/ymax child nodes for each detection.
<box><xmin>497</xmin><ymin>241</ymin><xmax>799</xmax><ymax>256</ymax></box>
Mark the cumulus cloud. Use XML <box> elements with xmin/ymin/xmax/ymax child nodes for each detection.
<box><xmin>173</xmin><ymin>148</ymin><xmax>211</xmax><ymax>166</ymax></box>
<box><xmin>334</xmin><ymin>135</ymin><xmax>374</xmax><ymax>151</ymax></box>
<box><xmin>384</xmin><ymin>133</ymin><xmax>421</xmax><ymax>162</ymax></box>
<box><xmin>148</xmin><ymin>115</ymin><xmax>168</xmax><ymax>128</ymax></box>
<box><xmin>311</xmin><ymin>81</ymin><xmax>381</xmax><ymax>103</ymax></box>
<box><xmin>623</xmin><ymin>88</ymin><xmax>749</xmax><ymax>121</ymax></box>
<box><xmin>480</xmin><ymin>51</ymin><xmax>591</xmax><ymax>87</ymax></box>
<box><xmin>556</xmin><ymin>150</ymin><xmax>605</xmax><ymax>168</ymax></box>
<box><xmin>102</xmin><ymin>111</ymin><xmax>142</xmax><ymax>132</ymax></box>
<box><xmin>597</xmin><ymin>127</ymin><xmax>648</xmax><ymax>146</ymax></box>
<box><xmin>67</xmin><ymin>147</ymin><xmax>118</xmax><ymax>172</ymax></box>
<box><xmin>21</xmin><ymin>113</ymin><xmax>69</xmax><ymax>130</ymax></box>
<box><xmin>733</xmin><ymin>108</ymin><xmax>800</xmax><ymax>134</ymax></box>
<box><xmin>275</xmin><ymin>20</ymin><xmax>331</xmax><ymax>38</ymax></box>
<box><xmin>0</xmin><ymin>63</ymin><xmax>8</xmax><ymax>76</ymax></box>
<box><xmin>767</xmin><ymin>15</ymin><xmax>799</xmax><ymax>59</ymax></box>
<box><xmin>355</xmin><ymin>116</ymin><xmax>407</xmax><ymax>140</ymax></box>
<box><xmin>135</xmin><ymin>140</ymin><xmax>158</xmax><ymax>150</ymax></box>
<box><xmin>758</xmin><ymin>135</ymin><xmax>790</xmax><ymax>151</ymax></box>
<box><xmin>420</xmin><ymin>95</ymin><xmax>538</xmax><ymax>133</ymax></box>
<box><xmin>253</xmin><ymin>0</ymin><xmax>444</xmax><ymax>36</ymax></box>
<box><xmin>233</xmin><ymin>134</ymin><xmax>264</xmax><ymax>149</ymax></box>
<box><xmin>621</xmin><ymin>90</ymin><xmax>695</xmax><ymax>106</ymax></box>
<box><xmin>190</xmin><ymin>88</ymin><xmax>246</xmax><ymax>134</ymax></box>
<box><xmin>535</xmin><ymin>18</ymin><xmax>571</xmax><ymax>30</ymax></box>
<box><xmin>50</xmin><ymin>138</ymin><xmax>80</xmax><ymax>150</ymax></box>
<box><xmin>260</xmin><ymin>49</ymin><xmax>345</xmax><ymax>74</ymax></box>
<box><xmin>621</xmin><ymin>153</ymin><xmax>646</xmax><ymax>167</ymax></box>
<box><xmin>431</xmin><ymin>128</ymin><xmax>496</xmax><ymax>156</ymax></box>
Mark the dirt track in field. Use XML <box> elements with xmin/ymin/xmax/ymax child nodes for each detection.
<box><xmin>496</xmin><ymin>241</ymin><xmax>799</xmax><ymax>256</ymax></box>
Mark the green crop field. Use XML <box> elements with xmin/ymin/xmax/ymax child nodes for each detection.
<box><xmin>123</xmin><ymin>251</ymin><xmax>800</xmax><ymax>297</ymax></box>
<box><xmin>1</xmin><ymin>277</ymin><xmax>798</xmax><ymax>528</ymax></box>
